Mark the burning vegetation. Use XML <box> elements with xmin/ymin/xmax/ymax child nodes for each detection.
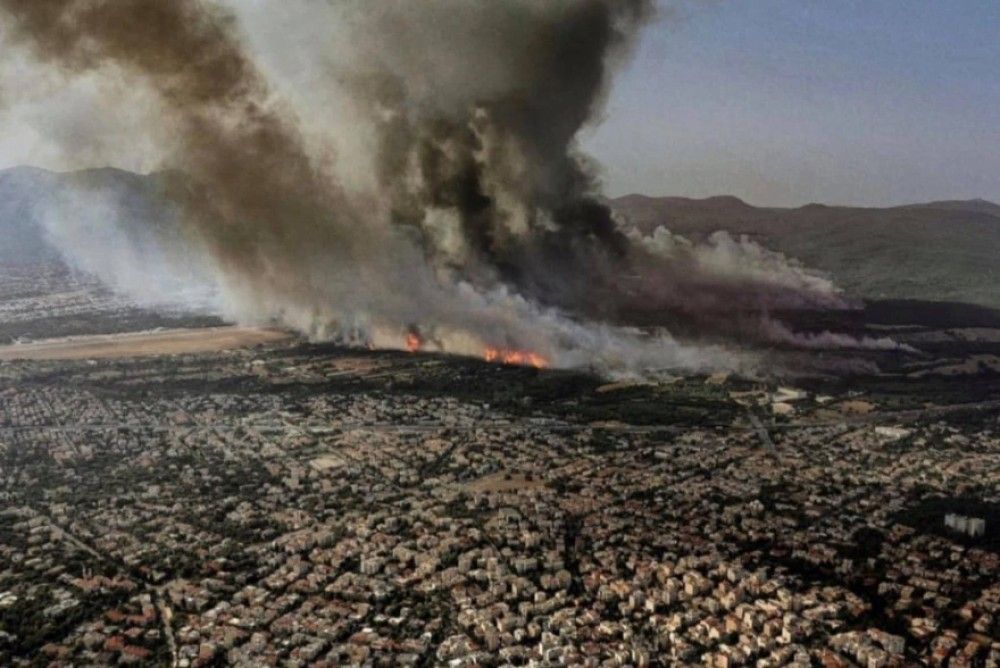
<box><xmin>484</xmin><ymin>346</ymin><xmax>549</xmax><ymax>369</ymax></box>
<box><xmin>405</xmin><ymin>328</ymin><xmax>423</xmax><ymax>353</ymax></box>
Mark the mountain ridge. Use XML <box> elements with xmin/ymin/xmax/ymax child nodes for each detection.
<box><xmin>613</xmin><ymin>192</ymin><xmax>1000</xmax><ymax>217</ymax></box>
<box><xmin>2</xmin><ymin>166</ymin><xmax>997</xmax><ymax>310</ymax></box>
<box><xmin>611</xmin><ymin>194</ymin><xmax>1000</xmax><ymax>310</ymax></box>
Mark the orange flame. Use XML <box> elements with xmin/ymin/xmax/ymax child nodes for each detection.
<box><xmin>484</xmin><ymin>346</ymin><xmax>548</xmax><ymax>368</ymax></box>
<box><xmin>405</xmin><ymin>332</ymin><xmax>422</xmax><ymax>353</ymax></box>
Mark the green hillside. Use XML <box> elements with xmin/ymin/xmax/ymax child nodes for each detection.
<box><xmin>613</xmin><ymin>194</ymin><xmax>1000</xmax><ymax>310</ymax></box>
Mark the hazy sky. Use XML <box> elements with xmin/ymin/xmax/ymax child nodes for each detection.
<box><xmin>583</xmin><ymin>0</ymin><xmax>1000</xmax><ymax>206</ymax></box>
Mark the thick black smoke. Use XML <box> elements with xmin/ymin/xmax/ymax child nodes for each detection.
<box><xmin>0</xmin><ymin>0</ymin><xmax>867</xmax><ymax>375</ymax></box>
<box><xmin>348</xmin><ymin>1</ymin><xmax>843</xmax><ymax>327</ymax></box>
<box><xmin>364</xmin><ymin>3</ymin><xmax>647</xmax><ymax>307</ymax></box>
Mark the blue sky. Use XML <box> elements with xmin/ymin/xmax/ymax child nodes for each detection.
<box><xmin>583</xmin><ymin>0</ymin><xmax>1000</xmax><ymax>206</ymax></box>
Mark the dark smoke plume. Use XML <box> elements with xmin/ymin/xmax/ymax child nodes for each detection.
<box><xmin>0</xmin><ymin>0</ymin><xmax>377</xmax><ymax>322</ymax></box>
<box><xmin>0</xmin><ymin>0</ymin><xmax>867</xmax><ymax>375</ymax></box>
<box><xmin>350</xmin><ymin>1</ymin><xmax>843</xmax><ymax>325</ymax></box>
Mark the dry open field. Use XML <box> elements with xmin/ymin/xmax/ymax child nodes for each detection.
<box><xmin>0</xmin><ymin>326</ymin><xmax>292</xmax><ymax>361</ymax></box>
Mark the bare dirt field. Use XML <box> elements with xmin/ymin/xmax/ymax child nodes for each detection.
<box><xmin>0</xmin><ymin>326</ymin><xmax>292</xmax><ymax>361</ymax></box>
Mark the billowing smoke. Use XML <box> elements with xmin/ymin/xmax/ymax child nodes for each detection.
<box><xmin>0</xmin><ymin>0</ymin><xmax>865</xmax><ymax>375</ymax></box>
<box><xmin>36</xmin><ymin>171</ymin><xmax>222</xmax><ymax>311</ymax></box>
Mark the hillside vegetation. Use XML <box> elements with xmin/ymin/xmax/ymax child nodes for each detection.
<box><xmin>613</xmin><ymin>194</ymin><xmax>1000</xmax><ymax>310</ymax></box>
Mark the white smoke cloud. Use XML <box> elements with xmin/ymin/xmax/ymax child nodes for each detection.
<box><xmin>36</xmin><ymin>182</ymin><xmax>222</xmax><ymax>312</ymax></box>
<box><xmin>632</xmin><ymin>225</ymin><xmax>842</xmax><ymax>300</ymax></box>
<box><xmin>0</xmin><ymin>30</ymin><xmax>167</xmax><ymax>173</ymax></box>
<box><xmin>759</xmin><ymin>318</ymin><xmax>917</xmax><ymax>353</ymax></box>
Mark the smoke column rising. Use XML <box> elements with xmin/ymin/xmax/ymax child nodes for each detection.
<box><xmin>0</xmin><ymin>0</ymin><xmax>858</xmax><ymax>375</ymax></box>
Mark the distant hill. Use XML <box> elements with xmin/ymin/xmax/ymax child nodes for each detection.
<box><xmin>0</xmin><ymin>166</ymin><xmax>60</xmax><ymax>264</ymax></box>
<box><xmin>612</xmin><ymin>194</ymin><xmax>1000</xmax><ymax>310</ymax></box>
<box><xmin>4</xmin><ymin>166</ymin><xmax>998</xmax><ymax>311</ymax></box>
<box><xmin>0</xmin><ymin>165</ymin><xmax>181</xmax><ymax>266</ymax></box>
<box><xmin>902</xmin><ymin>198</ymin><xmax>1000</xmax><ymax>218</ymax></box>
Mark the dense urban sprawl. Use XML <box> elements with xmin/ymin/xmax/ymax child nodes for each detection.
<box><xmin>0</xmin><ymin>343</ymin><xmax>996</xmax><ymax>667</ymax></box>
